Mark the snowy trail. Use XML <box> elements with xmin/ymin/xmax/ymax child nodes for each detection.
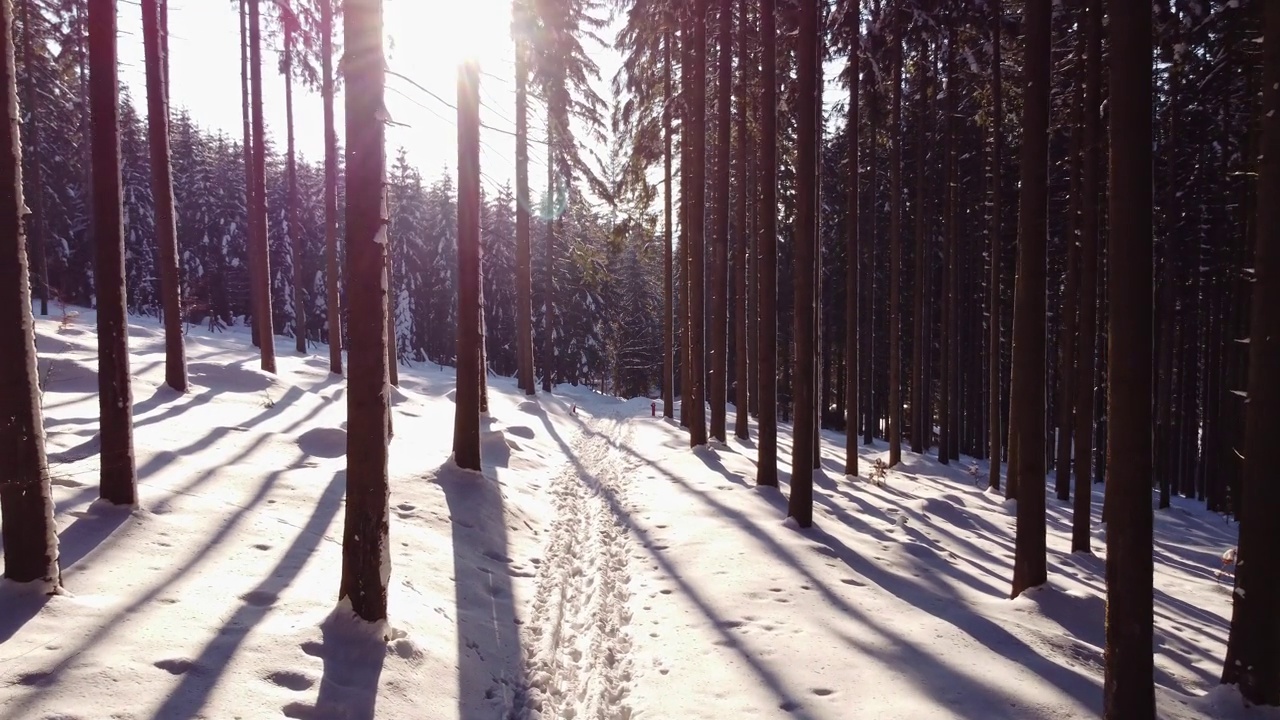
<box><xmin>517</xmin><ymin>412</ymin><xmax>637</xmax><ymax>720</ymax></box>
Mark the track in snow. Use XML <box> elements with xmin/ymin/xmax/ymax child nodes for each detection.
<box><xmin>515</xmin><ymin>415</ymin><xmax>636</xmax><ymax>720</ymax></box>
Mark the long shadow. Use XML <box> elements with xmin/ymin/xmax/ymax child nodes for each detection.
<box><xmin>437</xmin><ymin>462</ymin><xmax>526</xmax><ymax>719</ymax></box>
<box><xmin>2</xmin><ymin>449</ymin><xmax>296</xmax><ymax>718</ymax></box>
<box><xmin>574</xmin><ymin>416</ymin><xmax>1098</xmax><ymax>718</ymax></box>
<box><xmin>0</xmin><ymin>582</ymin><xmax>52</xmax><ymax>645</ymax></box>
<box><xmin>149</xmin><ymin>471</ymin><xmax>345</xmax><ymax>720</ymax></box>
<box><xmin>298</xmin><ymin>608</ymin><xmax>388</xmax><ymax>720</ymax></box>
<box><xmin>56</xmin><ymin>500</ymin><xmax>132</xmax><ymax>570</ymax></box>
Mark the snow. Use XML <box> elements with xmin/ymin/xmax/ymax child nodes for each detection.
<box><xmin>2</xmin><ymin>309</ymin><xmax>1275</xmax><ymax>719</ymax></box>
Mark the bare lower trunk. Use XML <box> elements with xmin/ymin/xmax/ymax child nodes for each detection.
<box><xmin>321</xmin><ymin>0</ymin><xmax>342</xmax><ymax>374</ymax></box>
<box><xmin>454</xmin><ymin>61</ymin><xmax>482</xmax><ymax>470</ymax></box>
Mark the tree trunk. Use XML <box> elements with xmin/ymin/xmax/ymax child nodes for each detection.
<box><xmin>864</xmin><ymin>24</ymin><xmax>878</xmax><ymax>448</ymax></box>
<box><xmin>248</xmin><ymin>0</ymin><xmax>275</xmax><ymax>372</ymax></box>
<box><xmin>687</xmin><ymin>0</ymin><xmax>708</xmax><ymax>447</ymax></box>
<box><xmin>756</xmin><ymin>0</ymin><xmax>777</xmax><ymax>484</ymax></box>
<box><xmin>843</xmin><ymin>8</ymin><xmax>860</xmax><ymax>477</ymax></box>
<box><xmin>708</xmin><ymin>0</ymin><xmax>730</xmax><ymax>443</ymax></box>
<box><xmin>1221</xmin><ymin>0</ymin><xmax>1279</xmax><ymax>704</ymax></box>
<box><xmin>887</xmin><ymin>7</ymin><xmax>903</xmax><ymax>468</ymax></box>
<box><xmin>663</xmin><ymin>28</ymin><xmax>675</xmax><ymax>418</ymax></box>
<box><xmin>0</xmin><ymin>0</ymin><xmax>58</xmax><ymax>585</ymax></box>
<box><xmin>1103</xmin><ymin>0</ymin><xmax>1155</xmax><ymax>713</ymax></box>
<box><xmin>788</xmin><ymin>0</ymin><xmax>817</xmax><ymax>527</ymax></box>
<box><xmin>239</xmin><ymin>0</ymin><xmax>257</xmax><ymax>348</ymax></box>
<box><xmin>1072</xmin><ymin>0</ymin><xmax>1101</xmax><ymax>554</ymax></box>
<box><xmin>910</xmin><ymin>38</ymin><xmax>928</xmax><ymax>455</ymax></box>
<box><xmin>733</xmin><ymin>0</ymin><xmax>748</xmax><ymax>440</ymax></box>
<box><xmin>988</xmin><ymin>0</ymin><xmax>1004</xmax><ymax>492</ymax></box>
<box><xmin>1057</xmin><ymin>12</ymin><xmax>1086</xmax><ymax>502</ymax></box>
<box><xmin>341</xmin><ymin>0</ymin><xmax>391</xmax><ymax>624</ymax></box>
<box><xmin>455</xmin><ymin>61</ymin><xmax>482</xmax><ymax>471</ymax></box>
<box><xmin>1009</xmin><ymin>0</ymin><xmax>1049</xmax><ymax>599</ymax></box>
<box><xmin>284</xmin><ymin>20</ymin><xmax>305</xmax><ymax>355</ymax></box>
<box><xmin>385</xmin><ymin>225</ymin><xmax>398</xmax><ymax>387</ymax></box>
<box><xmin>140</xmin><ymin>0</ymin><xmax>186</xmax><ymax>391</ymax></box>
<box><xmin>321</xmin><ymin>0</ymin><xmax>342</xmax><ymax>374</ymax></box>
<box><xmin>939</xmin><ymin>27</ymin><xmax>955</xmax><ymax>466</ymax></box>
<box><xmin>514</xmin><ymin>8</ymin><xmax>534</xmax><ymax>395</ymax></box>
<box><xmin>19</xmin><ymin>0</ymin><xmax>46</xmax><ymax>317</ymax></box>
<box><xmin>88</xmin><ymin>0</ymin><xmax>136</xmax><ymax>506</ymax></box>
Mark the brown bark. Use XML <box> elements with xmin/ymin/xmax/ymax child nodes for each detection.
<box><xmin>709</xmin><ymin>0</ymin><xmax>730</xmax><ymax>443</ymax></box>
<box><xmin>788</xmin><ymin>0</ymin><xmax>817</xmax><ymax>526</ymax></box>
<box><xmin>340</xmin><ymin>0</ymin><xmax>391</xmax><ymax>623</ymax></box>
<box><xmin>142</xmin><ymin>0</ymin><xmax>186</xmax><ymax>392</ymax></box>
<box><xmin>843</xmin><ymin>7</ymin><xmax>860</xmax><ymax>477</ymax></box>
<box><xmin>988</xmin><ymin>0</ymin><xmax>1004</xmax><ymax>491</ymax></box>
<box><xmin>284</xmin><ymin>18</ymin><xmax>305</xmax><ymax>355</ymax></box>
<box><xmin>321</xmin><ymin>0</ymin><xmax>342</xmax><ymax>374</ymax></box>
<box><xmin>1220</xmin><ymin>0</ymin><xmax>1280</xmax><ymax>704</ymax></box>
<box><xmin>687</xmin><ymin>0</ymin><xmax>707</xmax><ymax>447</ymax></box>
<box><xmin>19</xmin><ymin>0</ymin><xmax>46</xmax><ymax>317</ymax></box>
<box><xmin>1057</xmin><ymin>12</ymin><xmax>1086</xmax><ymax>501</ymax></box>
<box><xmin>1009</xmin><ymin>0</ymin><xmax>1050</xmax><ymax>599</ymax></box>
<box><xmin>89</xmin><ymin>0</ymin><xmax>136</xmax><ymax>506</ymax></box>
<box><xmin>1103</xmin><ymin>0</ymin><xmax>1155</xmax><ymax>713</ymax></box>
<box><xmin>248</xmin><ymin>0</ymin><xmax>275</xmax><ymax>372</ymax></box>
<box><xmin>910</xmin><ymin>37</ymin><xmax>928</xmax><ymax>455</ymax></box>
<box><xmin>756</xmin><ymin>0</ymin><xmax>777</xmax><ymax>484</ymax></box>
<box><xmin>887</xmin><ymin>6</ymin><xmax>902</xmax><ymax>468</ymax></box>
<box><xmin>733</xmin><ymin>0</ymin><xmax>748</xmax><ymax>440</ymax></box>
<box><xmin>514</xmin><ymin>11</ymin><xmax>534</xmax><ymax>394</ymax></box>
<box><xmin>240</xmin><ymin>0</ymin><xmax>257</xmax><ymax>348</ymax></box>
<box><xmin>939</xmin><ymin>28</ymin><xmax>955</xmax><ymax>466</ymax></box>
<box><xmin>1072</xmin><ymin>0</ymin><xmax>1101</xmax><ymax>554</ymax></box>
<box><xmin>663</xmin><ymin>28</ymin><xmax>674</xmax><ymax>418</ymax></box>
<box><xmin>455</xmin><ymin>61</ymin><xmax>482</xmax><ymax>471</ymax></box>
<box><xmin>0</xmin><ymin>0</ymin><xmax>58</xmax><ymax>584</ymax></box>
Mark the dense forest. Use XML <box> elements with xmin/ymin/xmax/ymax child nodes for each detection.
<box><xmin>1</xmin><ymin>0</ymin><xmax>1277</xmax><ymax>716</ymax></box>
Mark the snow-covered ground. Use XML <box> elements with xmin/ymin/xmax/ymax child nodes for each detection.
<box><xmin>0</xmin><ymin>310</ymin><xmax>1271</xmax><ymax>719</ymax></box>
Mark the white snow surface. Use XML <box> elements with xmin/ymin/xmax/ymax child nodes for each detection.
<box><xmin>1</xmin><ymin>309</ymin><xmax>1275</xmax><ymax>719</ymax></box>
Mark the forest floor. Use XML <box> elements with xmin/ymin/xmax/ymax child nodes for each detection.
<box><xmin>0</xmin><ymin>310</ymin><xmax>1272</xmax><ymax>720</ymax></box>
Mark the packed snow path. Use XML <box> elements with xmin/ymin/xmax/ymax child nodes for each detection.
<box><xmin>517</xmin><ymin>417</ymin><xmax>637</xmax><ymax>720</ymax></box>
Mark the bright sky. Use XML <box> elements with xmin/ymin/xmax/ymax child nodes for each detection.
<box><xmin>116</xmin><ymin>0</ymin><xmax>590</xmax><ymax>193</ymax></box>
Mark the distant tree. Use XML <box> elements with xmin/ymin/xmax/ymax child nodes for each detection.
<box><xmin>843</xmin><ymin>0</ymin><xmax>859</xmax><ymax>478</ymax></box>
<box><xmin>987</xmin><ymin>0</ymin><xmax>1003</xmax><ymax>492</ymax></box>
<box><xmin>0</xmin><ymin>0</ymin><xmax>59</xmax><ymax>586</ymax></box>
<box><xmin>279</xmin><ymin>2</ymin><xmax>306</xmax><ymax>355</ymax></box>
<box><xmin>733</xmin><ymin>0</ymin><xmax>748</xmax><ymax>440</ymax></box>
<box><xmin>1103</xmin><ymin>0</ymin><xmax>1155</xmax><ymax>714</ymax></box>
<box><xmin>887</xmin><ymin>3</ymin><xmax>902</xmax><ymax>468</ymax></box>
<box><xmin>513</xmin><ymin>0</ymin><xmax>535</xmax><ymax>393</ymax></box>
<box><xmin>708</xmin><ymin>0</ymin><xmax>730</xmax><ymax>442</ymax></box>
<box><xmin>1009</xmin><ymin>0</ymin><xmax>1049</xmax><ymax>599</ymax></box>
<box><xmin>88</xmin><ymin>0</ymin><xmax>136</xmax><ymax>505</ymax></box>
<box><xmin>756</xmin><ymin>0</ymin><xmax>777</xmax><ymax>484</ymax></box>
<box><xmin>686</xmin><ymin>0</ymin><xmax>708</xmax><ymax>446</ymax></box>
<box><xmin>340</xmin><ymin>0</ymin><xmax>391</xmax><ymax>624</ymax></box>
<box><xmin>18</xmin><ymin>0</ymin><xmax>46</xmax><ymax>316</ymax></box>
<box><xmin>141</xmin><ymin>0</ymin><xmax>186</xmax><ymax>392</ymax></box>
<box><xmin>1221</xmin><ymin>0</ymin><xmax>1279</xmax><ymax>705</ymax></box>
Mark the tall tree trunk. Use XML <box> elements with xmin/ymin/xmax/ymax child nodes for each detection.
<box><xmin>239</xmin><ymin>0</ymin><xmax>257</xmax><ymax>348</ymax></box>
<box><xmin>939</xmin><ymin>26</ymin><xmax>955</xmax><ymax>466</ymax></box>
<box><xmin>88</xmin><ymin>0</ymin><xmax>136</xmax><ymax>506</ymax></box>
<box><xmin>321</xmin><ymin>0</ymin><xmax>342</xmax><ymax>374</ymax></box>
<box><xmin>887</xmin><ymin>7</ymin><xmax>903</xmax><ymax>468</ymax></box>
<box><xmin>542</xmin><ymin>107</ymin><xmax>555</xmax><ymax>393</ymax></box>
<box><xmin>988</xmin><ymin>0</ymin><xmax>1004</xmax><ymax>491</ymax></box>
<box><xmin>284</xmin><ymin>20</ymin><xmax>305</xmax><ymax>355</ymax></box>
<box><xmin>341</xmin><ymin>0</ymin><xmax>391</xmax><ymax>624</ymax></box>
<box><xmin>248</xmin><ymin>0</ymin><xmax>275</xmax><ymax>372</ymax></box>
<box><xmin>19</xmin><ymin>0</ymin><xmax>46</xmax><ymax>316</ymax></box>
<box><xmin>788</xmin><ymin>0</ymin><xmax>817</xmax><ymax>527</ymax></box>
<box><xmin>0</xmin><ymin>0</ymin><xmax>58</xmax><ymax>585</ymax></box>
<box><xmin>1221</xmin><ymin>0</ymin><xmax>1279</xmax><ymax>704</ymax></box>
<box><xmin>910</xmin><ymin>38</ymin><xmax>928</xmax><ymax>455</ymax></box>
<box><xmin>1072</xmin><ymin>0</ymin><xmax>1101</xmax><ymax>554</ymax></box>
<box><xmin>455</xmin><ymin>61</ymin><xmax>482</xmax><ymax>471</ymax></box>
<box><xmin>663</xmin><ymin>28</ymin><xmax>675</xmax><ymax>418</ymax></box>
<box><xmin>680</xmin><ymin>6</ymin><xmax>691</xmax><ymax>429</ymax></box>
<box><xmin>514</xmin><ymin>5</ymin><xmax>534</xmax><ymax>395</ymax></box>
<box><xmin>1009</xmin><ymin>0</ymin><xmax>1049</xmax><ymax>599</ymax></box>
<box><xmin>385</xmin><ymin>224</ymin><xmax>398</xmax><ymax>387</ymax></box>
<box><xmin>843</xmin><ymin>7</ymin><xmax>860</xmax><ymax>477</ymax></box>
<box><xmin>1103</xmin><ymin>0</ymin><xmax>1155</xmax><ymax>713</ymax></box>
<box><xmin>687</xmin><ymin>0</ymin><xmax>708</xmax><ymax>447</ymax></box>
<box><xmin>733</xmin><ymin>0</ymin><xmax>749</xmax><ymax>440</ymax></box>
<box><xmin>864</xmin><ymin>22</ymin><xmax>878</xmax><ymax>448</ymax></box>
<box><xmin>709</xmin><ymin>0</ymin><xmax>730</xmax><ymax>443</ymax></box>
<box><xmin>1057</xmin><ymin>11</ymin><xmax>1086</xmax><ymax>502</ymax></box>
<box><xmin>141</xmin><ymin>0</ymin><xmax>186</xmax><ymax>392</ymax></box>
<box><xmin>756</xmin><ymin>0</ymin><xmax>777</xmax><ymax>483</ymax></box>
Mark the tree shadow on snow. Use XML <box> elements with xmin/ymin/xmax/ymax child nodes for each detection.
<box><xmin>436</xmin><ymin>462</ymin><xmax>527</xmax><ymax>719</ymax></box>
<box><xmin>148</xmin><ymin>471</ymin><xmax>345</xmax><ymax>720</ymax></box>
<box><xmin>0</xmin><ymin>580</ymin><xmax>52</xmax><ymax>645</ymax></box>
<box><xmin>56</xmin><ymin>500</ymin><xmax>132</xmax><ymax>570</ymax></box>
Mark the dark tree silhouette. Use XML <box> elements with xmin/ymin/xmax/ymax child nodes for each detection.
<box><xmin>454</xmin><ymin>61</ymin><xmax>483</xmax><ymax>472</ymax></box>
<box><xmin>756</xmin><ymin>0</ymin><xmax>777</xmax><ymax>484</ymax></box>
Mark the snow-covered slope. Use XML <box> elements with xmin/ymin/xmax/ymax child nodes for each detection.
<box><xmin>0</xmin><ymin>311</ymin><xmax>1270</xmax><ymax>720</ymax></box>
